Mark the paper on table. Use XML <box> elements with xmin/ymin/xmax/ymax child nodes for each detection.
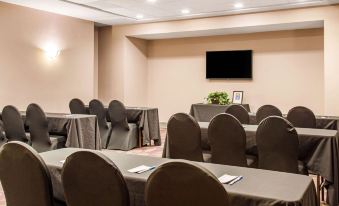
<box><xmin>128</xmin><ymin>165</ymin><xmax>155</xmax><ymax>174</ymax></box>
<box><xmin>218</xmin><ymin>174</ymin><xmax>240</xmax><ymax>184</ymax></box>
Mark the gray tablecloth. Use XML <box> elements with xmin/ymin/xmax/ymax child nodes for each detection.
<box><xmin>85</xmin><ymin>106</ymin><xmax>161</xmax><ymax>146</ymax></box>
<box><xmin>0</xmin><ymin>113</ymin><xmax>101</xmax><ymax>150</ymax></box>
<box><xmin>249</xmin><ymin>113</ymin><xmax>339</xmax><ymax>130</ymax></box>
<box><xmin>190</xmin><ymin>105</ymin><xmax>339</xmax><ymax>131</ymax></box>
<box><xmin>190</xmin><ymin>103</ymin><xmax>251</xmax><ymax>122</ymax></box>
<box><xmin>195</xmin><ymin>123</ymin><xmax>339</xmax><ymax>206</ymax></box>
<box><xmin>40</xmin><ymin>148</ymin><xmax>318</xmax><ymax>206</ymax></box>
<box><xmin>126</xmin><ymin>107</ymin><xmax>161</xmax><ymax>146</ymax></box>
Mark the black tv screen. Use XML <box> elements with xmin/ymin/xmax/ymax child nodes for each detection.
<box><xmin>206</xmin><ymin>50</ymin><xmax>252</xmax><ymax>79</ymax></box>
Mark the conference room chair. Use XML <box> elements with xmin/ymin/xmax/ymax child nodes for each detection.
<box><xmin>208</xmin><ymin>113</ymin><xmax>256</xmax><ymax>167</ymax></box>
<box><xmin>0</xmin><ymin>141</ymin><xmax>66</xmax><ymax>206</ymax></box>
<box><xmin>26</xmin><ymin>103</ymin><xmax>66</xmax><ymax>153</ymax></box>
<box><xmin>287</xmin><ymin>106</ymin><xmax>316</xmax><ymax>128</ymax></box>
<box><xmin>2</xmin><ymin>105</ymin><xmax>29</xmax><ymax>143</ymax></box>
<box><xmin>166</xmin><ymin>113</ymin><xmax>204</xmax><ymax>162</ymax></box>
<box><xmin>145</xmin><ymin>161</ymin><xmax>230</xmax><ymax>206</ymax></box>
<box><xmin>106</xmin><ymin>100</ymin><xmax>138</xmax><ymax>151</ymax></box>
<box><xmin>256</xmin><ymin>116</ymin><xmax>307</xmax><ymax>174</ymax></box>
<box><xmin>62</xmin><ymin>151</ymin><xmax>129</xmax><ymax>206</ymax></box>
<box><xmin>225</xmin><ymin>104</ymin><xmax>250</xmax><ymax>124</ymax></box>
<box><xmin>69</xmin><ymin>98</ymin><xmax>88</xmax><ymax>114</ymax></box>
<box><xmin>287</xmin><ymin>106</ymin><xmax>323</xmax><ymax>202</ymax></box>
<box><xmin>89</xmin><ymin>99</ymin><xmax>111</xmax><ymax>148</ymax></box>
<box><xmin>256</xmin><ymin>104</ymin><xmax>282</xmax><ymax>124</ymax></box>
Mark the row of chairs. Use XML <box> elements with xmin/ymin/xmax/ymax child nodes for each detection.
<box><xmin>69</xmin><ymin>98</ymin><xmax>138</xmax><ymax>150</ymax></box>
<box><xmin>1</xmin><ymin>104</ymin><xmax>65</xmax><ymax>152</ymax></box>
<box><xmin>0</xmin><ymin>142</ymin><xmax>230</xmax><ymax>206</ymax></box>
<box><xmin>227</xmin><ymin>104</ymin><xmax>316</xmax><ymax>128</ymax></box>
<box><xmin>167</xmin><ymin>113</ymin><xmax>307</xmax><ymax>174</ymax></box>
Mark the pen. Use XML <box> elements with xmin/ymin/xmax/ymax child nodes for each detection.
<box><xmin>229</xmin><ymin>176</ymin><xmax>243</xmax><ymax>185</ymax></box>
<box><xmin>136</xmin><ymin>166</ymin><xmax>156</xmax><ymax>174</ymax></box>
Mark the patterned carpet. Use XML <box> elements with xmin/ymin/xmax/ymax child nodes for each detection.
<box><xmin>0</xmin><ymin>128</ymin><xmax>328</xmax><ymax>205</ymax></box>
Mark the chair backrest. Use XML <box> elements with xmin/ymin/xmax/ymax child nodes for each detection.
<box><xmin>145</xmin><ymin>161</ymin><xmax>230</xmax><ymax>206</ymax></box>
<box><xmin>69</xmin><ymin>98</ymin><xmax>87</xmax><ymax>114</ymax></box>
<box><xmin>167</xmin><ymin>113</ymin><xmax>203</xmax><ymax>162</ymax></box>
<box><xmin>287</xmin><ymin>106</ymin><xmax>316</xmax><ymax>128</ymax></box>
<box><xmin>256</xmin><ymin>104</ymin><xmax>282</xmax><ymax>124</ymax></box>
<box><xmin>26</xmin><ymin>103</ymin><xmax>51</xmax><ymax>152</ymax></box>
<box><xmin>108</xmin><ymin>100</ymin><xmax>129</xmax><ymax>130</ymax></box>
<box><xmin>0</xmin><ymin>142</ymin><xmax>55</xmax><ymax>206</ymax></box>
<box><xmin>225</xmin><ymin>104</ymin><xmax>249</xmax><ymax>124</ymax></box>
<box><xmin>62</xmin><ymin>151</ymin><xmax>129</xmax><ymax>206</ymax></box>
<box><xmin>208</xmin><ymin>114</ymin><xmax>247</xmax><ymax>167</ymax></box>
<box><xmin>2</xmin><ymin>105</ymin><xmax>28</xmax><ymax>142</ymax></box>
<box><xmin>89</xmin><ymin>99</ymin><xmax>109</xmax><ymax>129</ymax></box>
<box><xmin>256</xmin><ymin>116</ymin><xmax>299</xmax><ymax>174</ymax></box>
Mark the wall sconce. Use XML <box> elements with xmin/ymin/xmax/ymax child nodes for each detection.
<box><xmin>44</xmin><ymin>44</ymin><xmax>60</xmax><ymax>60</ymax></box>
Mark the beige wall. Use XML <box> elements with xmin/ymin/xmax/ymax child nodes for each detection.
<box><xmin>147</xmin><ymin>29</ymin><xmax>324</xmax><ymax>121</ymax></box>
<box><xmin>0</xmin><ymin>2</ymin><xmax>95</xmax><ymax>112</ymax></box>
<box><xmin>97</xmin><ymin>5</ymin><xmax>339</xmax><ymax>122</ymax></box>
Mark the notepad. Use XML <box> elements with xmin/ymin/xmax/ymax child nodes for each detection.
<box><xmin>128</xmin><ymin>165</ymin><xmax>155</xmax><ymax>174</ymax></box>
<box><xmin>218</xmin><ymin>174</ymin><xmax>243</xmax><ymax>185</ymax></box>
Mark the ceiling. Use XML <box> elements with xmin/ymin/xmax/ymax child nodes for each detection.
<box><xmin>2</xmin><ymin>0</ymin><xmax>339</xmax><ymax>25</ymax></box>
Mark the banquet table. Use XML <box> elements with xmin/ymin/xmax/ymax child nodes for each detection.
<box><xmin>190</xmin><ymin>103</ymin><xmax>251</xmax><ymax>122</ymax></box>
<box><xmin>0</xmin><ymin>113</ymin><xmax>101</xmax><ymax>150</ymax></box>
<box><xmin>189</xmin><ymin>103</ymin><xmax>339</xmax><ymax>131</ymax></box>
<box><xmin>40</xmin><ymin>148</ymin><xmax>318</xmax><ymax>206</ymax></box>
<box><xmin>85</xmin><ymin>106</ymin><xmax>161</xmax><ymax>146</ymax></box>
<box><xmin>249</xmin><ymin>113</ymin><xmax>339</xmax><ymax>130</ymax></box>
<box><xmin>194</xmin><ymin>122</ymin><xmax>338</xmax><ymax>206</ymax></box>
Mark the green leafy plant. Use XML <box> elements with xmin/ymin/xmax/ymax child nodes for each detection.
<box><xmin>206</xmin><ymin>91</ymin><xmax>230</xmax><ymax>105</ymax></box>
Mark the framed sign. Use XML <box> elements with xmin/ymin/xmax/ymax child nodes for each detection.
<box><xmin>232</xmin><ymin>91</ymin><xmax>243</xmax><ymax>104</ymax></box>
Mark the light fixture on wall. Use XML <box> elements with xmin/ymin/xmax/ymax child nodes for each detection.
<box><xmin>234</xmin><ymin>2</ymin><xmax>244</xmax><ymax>9</ymax></box>
<box><xmin>136</xmin><ymin>14</ymin><xmax>144</xmax><ymax>19</ymax></box>
<box><xmin>44</xmin><ymin>44</ymin><xmax>60</xmax><ymax>60</ymax></box>
<box><xmin>181</xmin><ymin>9</ymin><xmax>191</xmax><ymax>14</ymax></box>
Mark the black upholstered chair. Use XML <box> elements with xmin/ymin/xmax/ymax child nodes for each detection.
<box><xmin>287</xmin><ymin>106</ymin><xmax>322</xmax><ymax>200</ymax></box>
<box><xmin>145</xmin><ymin>161</ymin><xmax>230</xmax><ymax>206</ymax></box>
<box><xmin>69</xmin><ymin>98</ymin><xmax>88</xmax><ymax>114</ymax></box>
<box><xmin>0</xmin><ymin>141</ymin><xmax>65</xmax><ymax>206</ymax></box>
<box><xmin>2</xmin><ymin>105</ymin><xmax>29</xmax><ymax>143</ymax></box>
<box><xmin>225</xmin><ymin>104</ymin><xmax>249</xmax><ymax>124</ymax></box>
<box><xmin>256</xmin><ymin>116</ymin><xmax>306</xmax><ymax>174</ymax></box>
<box><xmin>208</xmin><ymin>113</ymin><xmax>253</xmax><ymax>167</ymax></box>
<box><xmin>106</xmin><ymin>100</ymin><xmax>138</xmax><ymax>151</ymax></box>
<box><xmin>287</xmin><ymin>106</ymin><xmax>316</xmax><ymax>128</ymax></box>
<box><xmin>26</xmin><ymin>103</ymin><xmax>66</xmax><ymax>153</ymax></box>
<box><xmin>166</xmin><ymin>113</ymin><xmax>203</xmax><ymax>162</ymax></box>
<box><xmin>256</xmin><ymin>104</ymin><xmax>282</xmax><ymax>124</ymax></box>
<box><xmin>62</xmin><ymin>151</ymin><xmax>129</xmax><ymax>206</ymax></box>
<box><xmin>89</xmin><ymin>99</ymin><xmax>111</xmax><ymax>148</ymax></box>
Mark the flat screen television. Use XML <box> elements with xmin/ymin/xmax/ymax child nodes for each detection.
<box><xmin>206</xmin><ymin>50</ymin><xmax>252</xmax><ymax>79</ymax></box>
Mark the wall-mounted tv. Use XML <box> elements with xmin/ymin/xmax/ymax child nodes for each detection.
<box><xmin>206</xmin><ymin>50</ymin><xmax>253</xmax><ymax>79</ymax></box>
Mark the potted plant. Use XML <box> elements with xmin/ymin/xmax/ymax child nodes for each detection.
<box><xmin>206</xmin><ymin>91</ymin><xmax>230</xmax><ymax>105</ymax></box>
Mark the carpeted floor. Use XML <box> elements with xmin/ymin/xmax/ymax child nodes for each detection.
<box><xmin>0</xmin><ymin>128</ymin><xmax>328</xmax><ymax>205</ymax></box>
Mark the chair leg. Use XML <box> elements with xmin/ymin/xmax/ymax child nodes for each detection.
<box><xmin>316</xmin><ymin>175</ymin><xmax>321</xmax><ymax>204</ymax></box>
<box><xmin>320</xmin><ymin>176</ymin><xmax>325</xmax><ymax>202</ymax></box>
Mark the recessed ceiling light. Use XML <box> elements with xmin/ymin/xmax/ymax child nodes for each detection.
<box><xmin>234</xmin><ymin>2</ymin><xmax>244</xmax><ymax>9</ymax></box>
<box><xmin>147</xmin><ymin>0</ymin><xmax>157</xmax><ymax>3</ymax></box>
<box><xmin>181</xmin><ymin>9</ymin><xmax>190</xmax><ymax>14</ymax></box>
<box><xmin>136</xmin><ymin>14</ymin><xmax>144</xmax><ymax>19</ymax></box>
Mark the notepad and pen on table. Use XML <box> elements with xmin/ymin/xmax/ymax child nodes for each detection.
<box><xmin>218</xmin><ymin>174</ymin><xmax>243</xmax><ymax>185</ymax></box>
<box><xmin>128</xmin><ymin>165</ymin><xmax>156</xmax><ymax>174</ymax></box>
